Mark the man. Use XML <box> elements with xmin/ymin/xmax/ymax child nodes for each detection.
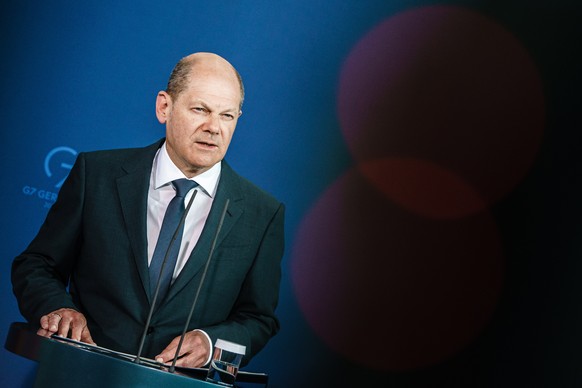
<box><xmin>11</xmin><ymin>52</ymin><xmax>285</xmax><ymax>368</ymax></box>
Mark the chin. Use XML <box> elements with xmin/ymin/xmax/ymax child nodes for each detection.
<box><xmin>186</xmin><ymin>159</ymin><xmax>218</xmax><ymax>172</ymax></box>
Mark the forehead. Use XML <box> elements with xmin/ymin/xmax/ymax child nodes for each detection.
<box><xmin>178</xmin><ymin>67</ymin><xmax>241</xmax><ymax>109</ymax></box>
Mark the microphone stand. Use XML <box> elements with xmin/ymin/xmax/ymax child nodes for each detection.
<box><xmin>134</xmin><ymin>189</ymin><xmax>198</xmax><ymax>365</ymax></box>
<box><xmin>169</xmin><ymin>199</ymin><xmax>230</xmax><ymax>373</ymax></box>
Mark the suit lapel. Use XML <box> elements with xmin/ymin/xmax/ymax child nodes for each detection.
<box><xmin>167</xmin><ymin>161</ymin><xmax>244</xmax><ymax>300</ymax></box>
<box><xmin>116</xmin><ymin>140</ymin><xmax>164</xmax><ymax>305</ymax></box>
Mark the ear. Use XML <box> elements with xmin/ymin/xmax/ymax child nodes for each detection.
<box><xmin>155</xmin><ymin>91</ymin><xmax>172</xmax><ymax>124</ymax></box>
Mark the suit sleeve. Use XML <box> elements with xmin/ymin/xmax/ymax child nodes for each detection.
<box><xmin>11</xmin><ymin>153</ymin><xmax>87</xmax><ymax>325</ymax></box>
<box><xmin>203</xmin><ymin>202</ymin><xmax>285</xmax><ymax>366</ymax></box>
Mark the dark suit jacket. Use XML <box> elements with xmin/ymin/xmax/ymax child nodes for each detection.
<box><xmin>12</xmin><ymin>139</ymin><xmax>285</xmax><ymax>365</ymax></box>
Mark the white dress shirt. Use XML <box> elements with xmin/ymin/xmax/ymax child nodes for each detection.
<box><xmin>146</xmin><ymin>142</ymin><xmax>220</xmax><ymax>279</ymax></box>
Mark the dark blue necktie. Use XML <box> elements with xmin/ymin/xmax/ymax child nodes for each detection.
<box><xmin>149</xmin><ymin>178</ymin><xmax>198</xmax><ymax>302</ymax></box>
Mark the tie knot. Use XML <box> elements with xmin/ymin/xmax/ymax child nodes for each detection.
<box><xmin>172</xmin><ymin>179</ymin><xmax>198</xmax><ymax>197</ymax></box>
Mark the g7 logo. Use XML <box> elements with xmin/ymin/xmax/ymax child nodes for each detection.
<box><xmin>44</xmin><ymin>146</ymin><xmax>78</xmax><ymax>189</ymax></box>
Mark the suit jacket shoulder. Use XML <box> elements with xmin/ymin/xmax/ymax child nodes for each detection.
<box><xmin>219</xmin><ymin>160</ymin><xmax>282</xmax><ymax>210</ymax></box>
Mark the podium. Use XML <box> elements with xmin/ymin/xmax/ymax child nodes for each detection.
<box><xmin>5</xmin><ymin>322</ymin><xmax>267</xmax><ymax>388</ymax></box>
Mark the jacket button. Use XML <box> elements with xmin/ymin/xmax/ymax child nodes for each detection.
<box><xmin>147</xmin><ymin>327</ymin><xmax>155</xmax><ymax>334</ymax></box>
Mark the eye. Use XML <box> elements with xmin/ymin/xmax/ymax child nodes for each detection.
<box><xmin>192</xmin><ymin>107</ymin><xmax>208</xmax><ymax>114</ymax></box>
<box><xmin>221</xmin><ymin>113</ymin><xmax>235</xmax><ymax>120</ymax></box>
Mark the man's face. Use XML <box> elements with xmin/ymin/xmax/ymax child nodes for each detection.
<box><xmin>156</xmin><ymin>66</ymin><xmax>241</xmax><ymax>177</ymax></box>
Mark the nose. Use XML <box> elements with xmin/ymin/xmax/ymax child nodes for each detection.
<box><xmin>205</xmin><ymin>114</ymin><xmax>220</xmax><ymax>135</ymax></box>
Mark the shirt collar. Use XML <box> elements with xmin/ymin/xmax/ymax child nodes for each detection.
<box><xmin>153</xmin><ymin>142</ymin><xmax>221</xmax><ymax>197</ymax></box>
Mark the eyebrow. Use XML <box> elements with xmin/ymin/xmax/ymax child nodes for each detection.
<box><xmin>193</xmin><ymin>100</ymin><xmax>238</xmax><ymax>114</ymax></box>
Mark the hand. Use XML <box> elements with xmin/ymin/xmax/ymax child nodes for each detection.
<box><xmin>37</xmin><ymin>308</ymin><xmax>95</xmax><ymax>345</ymax></box>
<box><xmin>155</xmin><ymin>330</ymin><xmax>210</xmax><ymax>368</ymax></box>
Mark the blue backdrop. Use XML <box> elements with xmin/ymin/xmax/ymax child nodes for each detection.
<box><xmin>2</xmin><ymin>1</ymin><xmax>581</xmax><ymax>387</ymax></box>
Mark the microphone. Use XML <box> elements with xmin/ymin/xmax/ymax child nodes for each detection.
<box><xmin>134</xmin><ymin>189</ymin><xmax>199</xmax><ymax>365</ymax></box>
<box><xmin>169</xmin><ymin>198</ymin><xmax>230</xmax><ymax>373</ymax></box>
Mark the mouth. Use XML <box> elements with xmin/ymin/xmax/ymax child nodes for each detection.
<box><xmin>195</xmin><ymin>140</ymin><xmax>218</xmax><ymax>149</ymax></box>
